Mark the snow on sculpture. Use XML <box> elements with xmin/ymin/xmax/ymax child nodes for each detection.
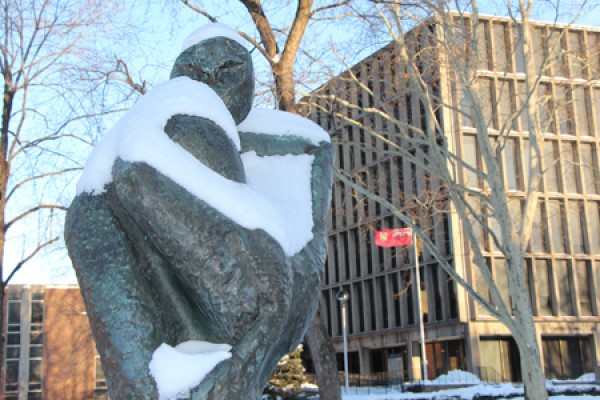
<box><xmin>64</xmin><ymin>24</ymin><xmax>333</xmax><ymax>400</ymax></box>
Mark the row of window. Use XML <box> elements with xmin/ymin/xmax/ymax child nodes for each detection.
<box><xmin>326</xmin><ymin>213</ymin><xmax>450</xmax><ymax>286</ymax></box>
<box><xmin>463</xmin><ymin>16</ymin><xmax>600</xmax><ymax>79</ymax></box>
<box><xmin>462</xmin><ymin>81</ymin><xmax>600</xmax><ymax>137</ymax></box>
<box><xmin>323</xmin><ymin>263</ymin><xmax>459</xmax><ymax>338</ymax></box>
<box><xmin>465</xmin><ymin>197</ymin><xmax>600</xmax><ymax>256</ymax></box>
<box><xmin>474</xmin><ymin>257</ymin><xmax>600</xmax><ymax>318</ymax></box>
<box><xmin>464</xmin><ymin>134</ymin><xmax>600</xmax><ymax>195</ymax></box>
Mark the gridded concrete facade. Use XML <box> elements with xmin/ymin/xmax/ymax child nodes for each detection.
<box><xmin>307</xmin><ymin>15</ymin><xmax>600</xmax><ymax>382</ymax></box>
<box><xmin>2</xmin><ymin>285</ymin><xmax>107</xmax><ymax>400</ymax></box>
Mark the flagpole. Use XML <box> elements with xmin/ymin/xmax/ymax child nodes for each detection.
<box><xmin>413</xmin><ymin>228</ymin><xmax>428</xmax><ymax>381</ymax></box>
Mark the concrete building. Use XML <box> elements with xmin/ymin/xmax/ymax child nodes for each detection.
<box><xmin>2</xmin><ymin>285</ymin><xmax>106</xmax><ymax>400</ymax></box>
<box><xmin>306</xmin><ymin>14</ymin><xmax>600</xmax><ymax>382</ymax></box>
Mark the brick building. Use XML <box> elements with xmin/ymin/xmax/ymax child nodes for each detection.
<box><xmin>2</xmin><ymin>285</ymin><xmax>106</xmax><ymax>400</ymax></box>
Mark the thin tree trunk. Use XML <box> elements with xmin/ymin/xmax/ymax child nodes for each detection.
<box><xmin>509</xmin><ymin>246</ymin><xmax>547</xmax><ymax>400</ymax></box>
<box><xmin>305</xmin><ymin>311</ymin><xmax>342</xmax><ymax>400</ymax></box>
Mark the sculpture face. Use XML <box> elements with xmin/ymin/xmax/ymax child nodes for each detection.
<box><xmin>171</xmin><ymin>37</ymin><xmax>254</xmax><ymax>124</ymax></box>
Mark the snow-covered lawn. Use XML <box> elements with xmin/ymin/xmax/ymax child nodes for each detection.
<box><xmin>278</xmin><ymin>371</ymin><xmax>599</xmax><ymax>400</ymax></box>
<box><xmin>337</xmin><ymin>371</ymin><xmax>599</xmax><ymax>400</ymax></box>
<box><xmin>341</xmin><ymin>384</ymin><xmax>598</xmax><ymax>400</ymax></box>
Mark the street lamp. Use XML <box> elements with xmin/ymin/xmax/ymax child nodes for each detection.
<box><xmin>336</xmin><ymin>289</ymin><xmax>350</xmax><ymax>393</ymax></box>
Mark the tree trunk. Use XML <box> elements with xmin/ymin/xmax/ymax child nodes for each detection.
<box><xmin>513</xmin><ymin>311</ymin><xmax>547</xmax><ymax>400</ymax></box>
<box><xmin>305</xmin><ymin>311</ymin><xmax>342</xmax><ymax>400</ymax></box>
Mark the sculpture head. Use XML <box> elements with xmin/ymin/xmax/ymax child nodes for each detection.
<box><xmin>171</xmin><ymin>34</ymin><xmax>254</xmax><ymax>124</ymax></box>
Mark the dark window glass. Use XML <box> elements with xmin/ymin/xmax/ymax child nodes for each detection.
<box><xmin>5</xmin><ymin>360</ymin><xmax>19</xmax><ymax>390</ymax></box>
<box><xmin>576</xmin><ymin>261</ymin><xmax>593</xmax><ymax>316</ymax></box>
<box><xmin>31</xmin><ymin>292</ymin><xmax>44</xmax><ymax>301</ymax></box>
<box><xmin>27</xmin><ymin>391</ymin><xmax>42</xmax><ymax>400</ymax></box>
<box><xmin>30</xmin><ymin>331</ymin><xmax>43</xmax><ymax>346</ymax></box>
<box><xmin>7</xmin><ymin>333</ymin><xmax>20</xmax><ymax>346</ymax></box>
<box><xmin>548</xmin><ymin>200</ymin><xmax>566</xmax><ymax>253</ymax></box>
<box><xmin>555</xmin><ymin>260</ymin><xmax>574</xmax><ymax>316</ymax></box>
<box><xmin>543</xmin><ymin>336</ymin><xmax>593</xmax><ymax>379</ymax></box>
<box><xmin>6</xmin><ymin>347</ymin><xmax>19</xmax><ymax>359</ymax></box>
<box><xmin>29</xmin><ymin>346</ymin><xmax>43</xmax><ymax>358</ymax></box>
<box><xmin>536</xmin><ymin>259</ymin><xmax>554</xmax><ymax>316</ymax></box>
<box><xmin>30</xmin><ymin>302</ymin><xmax>43</xmax><ymax>324</ymax></box>
<box><xmin>8</xmin><ymin>302</ymin><xmax>20</xmax><ymax>324</ymax></box>
<box><xmin>29</xmin><ymin>360</ymin><xmax>42</xmax><ymax>383</ymax></box>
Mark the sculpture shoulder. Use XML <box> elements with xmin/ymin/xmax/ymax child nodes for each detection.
<box><xmin>238</xmin><ymin>108</ymin><xmax>331</xmax><ymax>157</ymax></box>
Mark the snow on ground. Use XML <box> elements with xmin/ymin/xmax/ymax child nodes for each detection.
<box><xmin>340</xmin><ymin>385</ymin><xmax>599</xmax><ymax>400</ymax></box>
<box><xmin>336</xmin><ymin>370</ymin><xmax>599</xmax><ymax>400</ymax></box>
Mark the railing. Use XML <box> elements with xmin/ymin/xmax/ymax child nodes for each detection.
<box><xmin>476</xmin><ymin>367</ymin><xmax>504</xmax><ymax>383</ymax></box>
<box><xmin>343</xmin><ymin>371</ymin><xmax>405</xmax><ymax>387</ymax></box>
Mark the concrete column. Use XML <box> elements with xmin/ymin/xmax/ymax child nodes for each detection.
<box><xmin>411</xmin><ymin>341</ymin><xmax>423</xmax><ymax>381</ymax></box>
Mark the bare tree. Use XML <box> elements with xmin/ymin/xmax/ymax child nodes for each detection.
<box><xmin>307</xmin><ymin>0</ymin><xmax>597</xmax><ymax>398</ymax></box>
<box><xmin>0</xmin><ymin>0</ymin><xmax>145</xmax><ymax>392</ymax></box>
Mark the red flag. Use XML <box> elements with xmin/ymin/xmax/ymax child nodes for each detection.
<box><xmin>375</xmin><ymin>228</ymin><xmax>413</xmax><ymax>247</ymax></box>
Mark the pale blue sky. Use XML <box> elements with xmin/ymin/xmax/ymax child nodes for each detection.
<box><xmin>7</xmin><ymin>1</ymin><xmax>600</xmax><ymax>284</ymax></box>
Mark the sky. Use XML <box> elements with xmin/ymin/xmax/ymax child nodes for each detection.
<box><xmin>6</xmin><ymin>0</ymin><xmax>600</xmax><ymax>285</ymax></box>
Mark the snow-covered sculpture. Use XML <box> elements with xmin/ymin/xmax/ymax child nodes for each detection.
<box><xmin>64</xmin><ymin>24</ymin><xmax>333</xmax><ymax>400</ymax></box>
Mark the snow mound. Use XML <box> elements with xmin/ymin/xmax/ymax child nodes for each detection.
<box><xmin>182</xmin><ymin>23</ymin><xmax>248</xmax><ymax>51</ymax></box>
<box><xmin>238</xmin><ymin>108</ymin><xmax>330</xmax><ymax>144</ymax></box>
<box><xmin>149</xmin><ymin>340</ymin><xmax>231</xmax><ymax>400</ymax></box>
<box><xmin>429</xmin><ymin>370</ymin><xmax>482</xmax><ymax>385</ymax></box>
<box><xmin>575</xmin><ymin>373</ymin><xmax>596</xmax><ymax>382</ymax></box>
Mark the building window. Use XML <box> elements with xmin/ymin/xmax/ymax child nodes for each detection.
<box><xmin>463</xmin><ymin>135</ymin><xmax>480</xmax><ymax>188</ymax></box>
<box><xmin>556</xmin><ymin>86</ymin><xmax>573</xmax><ymax>135</ymax></box>
<box><xmin>504</xmin><ymin>138</ymin><xmax>521</xmax><ymax>191</ymax></box>
<box><xmin>476</xmin><ymin>20</ymin><xmax>490</xmax><ymax>70</ymax></box>
<box><xmin>530</xmin><ymin>200</ymin><xmax>547</xmax><ymax>253</ymax></box>
<box><xmin>587</xmin><ymin>202</ymin><xmax>600</xmax><ymax>254</ymax></box>
<box><xmin>473</xmin><ymin>258</ymin><xmax>492</xmax><ymax>317</ymax></box>
<box><xmin>543</xmin><ymin>336</ymin><xmax>593</xmax><ymax>379</ymax></box>
<box><xmin>535</xmin><ymin>259</ymin><xmax>554</xmax><ymax>316</ymax></box>
<box><xmin>575</xmin><ymin>260</ymin><xmax>593</xmax><ymax>317</ymax></box>
<box><xmin>513</xmin><ymin>26</ymin><xmax>526</xmax><ymax>73</ymax></box>
<box><xmin>516</xmin><ymin>81</ymin><xmax>530</xmax><ymax>131</ymax></box>
<box><xmin>573</xmin><ymin>87</ymin><xmax>591</xmax><ymax>136</ymax></box>
<box><xmin>543</xmin><ymin>140</ymin><xmax>559</xmax><ymax>192</ymax></box>
<box><xmin>479</xmin><ymin>337</ymin><xmax>521</xmax><ymax>382</ymax></box>
<box><xmin>561</xmin><ymin>141</ymin><xmax>579</xmax><ymax>193</ymax></box>
<box><xmin>493</xmin><ymin>22</ymin><xmax>510</xmax><ymax>72</ymax></box>
<box><xmin>95</xmin><ymin>354</ymin><xmax>109</xmax><ymax>400</ymax></box>
<box><xmin>580</xmin><ymin>143</ymin><xmax>599</xmax><ymax>195</ymax></box>
<box><xmin>538</xmin><ymin>83</ymin><xmax>553</xmax><ymax>133</ymax></box>
<box><xmin>426</xmin><ymin>340</ymin><xmax>467</xmax><ymax>380</ymax></box>
<box><xmin>569</xmin><ymin>31</ymin><xmax>585</xmax><ymax>79</ymax></box>
<box><xmin>401</xmin><ymin>270</ymin><xmax>415</xmax><ymax>325</ymax></box>
<box><xmin>568</xmin><ymin>201</ymin><xmax>586</xmax><ymax>254</ymax></box>
<box><xmin>548</xmin><ymin>200</ymin><xmax>566</xmax><ymax>253</ymax></box>
<box><xmin>555</xmin><ymin>260</ymin><xmax>574</xmax><ymax>316</ymax></box>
